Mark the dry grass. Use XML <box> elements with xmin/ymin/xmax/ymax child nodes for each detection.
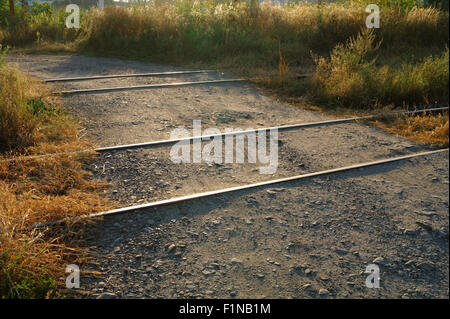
<box><xmin>306</xmin><ymin>28</ymin><xmax>448</xmax><ymax>144</ymax></box>
<box><xmin>2</xmin><ymin>3</ymin><xmax>448</xmax><ymax>68</ymax></box>
<box><xmin>0</xmin><ymin>57</ymin><xmax>111</xmax><ymax>298</ymax></box>
<box><xmin>310</xmin><ymin>29</ymin><xmax>449</xmax><ymax>109</ymax></box>
<box><xmin>371</xmin><ymin>111</ymin><xmax>449</xmax><ymax>146</ymax></box>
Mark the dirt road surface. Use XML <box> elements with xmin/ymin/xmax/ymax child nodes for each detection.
<box><xmin>9</xmin><ymin>54</ymin><xmax>449</xmax><ymax>299</ymax></box>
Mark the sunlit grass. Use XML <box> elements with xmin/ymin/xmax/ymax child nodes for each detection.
<box><xmin>371</xmin><ymin>111</ymin><xmax>449</xmax><ymax>146</ymax></box>
<box><xmin>0</xmin><ymin>51</ymin><xmax>110</xmax><ymax>298</ymax></box>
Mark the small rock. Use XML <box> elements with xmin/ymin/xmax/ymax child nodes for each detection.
<box><xmin>405</xmin><ymin>260</ymin><xmax>416</xmax><ymax>267</ymax></box>
<box><xmin>98</xmin><ymin>281</ymin><xmax>106</xmax><ymax>288</ymax></box>
<box><xmin>167</xmin><ymin>244</ymin><xmax>176</xmax><ymax>253</ymax></box>
<box><xmin>416</xmin><ymin>221</ymin><xmax>433</xmax><ymax>232</ymax></box>
<box><xmin>346</xmin><ymin>282</ymin><xmax>356</xmax><ymax>286</ymax></box>
<box><xmin>373</xmin><ymin>257</ymin><xmax>389</xmax><ymax>266</ymax></box>
<box><xmin>302</xmin><ymin>284</ymin><xmax>315</xmax><ymax>293</ymax></box>
<box><xmin>230</xmin><ymin>258</ymin><xmax>243</xmax><ymax>265</ymax></box>
<box><xmin>319</xmin><ymin>288</ymin><xmax>330</xmax><ymax>296</ymax></box>
<box><xmin>318</xmin><ymin>274</ymin><xmax>330</xmax><ymax>281</ymax></box>
<box><xmin>185</xmin><ymin>281</ymin><xmax>196</xmax><ymax>290</ymax></box>
<box><xmin>417</xmin><ymin>211</ymin><xmax>437</xmax><ymax>217</ymax></box>
<box><xmin>291</xmin><ymin>264</ymin><xmax>307</xmax><ymax>274</ymax></box>
<box><xmin>210</xmin><ymin>263</ymin><xmax>220</xmax><ymax>269</ymax></box>
<box><xmin>202</xmin><ymin>270</ymin><xmax>216</xmax><ymax>277</ymax></box>
<box><xmin>404</xmin><ymin>228</ymin><xmax>419</xmax><ymax>236</ymax></box>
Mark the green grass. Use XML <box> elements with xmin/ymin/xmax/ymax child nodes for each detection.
<box><xmin>310</xmin><ymin>29</ymin><xmax>449</xmax><ymax>109</ymax></box>
<box><xmin>0</xmin><ymin>44</ymin><xmax>80</xmax><ymax>151</ymax></box>
<box><xmin>0</xmin><ymin>246</ymin><xmax>60</xmax><ymax>299</ymax></box>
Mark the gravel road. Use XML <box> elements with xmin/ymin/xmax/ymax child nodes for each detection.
<box><xmin>8</xmin><ymin>54</ymin><xmax>449</xmax><ymax>299</ymax></box>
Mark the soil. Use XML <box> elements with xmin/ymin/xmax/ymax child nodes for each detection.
<box><xmin>8</xmin><ymin>54</ymin><xmax>449</xmax><ymax>299</ymax></box>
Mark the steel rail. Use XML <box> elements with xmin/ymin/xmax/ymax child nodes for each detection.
<box><xmin>94</xmin><ymin>106</ymin><xmax>449</xmax><ymax>152</ymax></box>
<box><xmin>35</xmin><ymin>148</ymin><xmax>448</xmax><ymax>228</ymax></box>
<box><xmin>53</xmin><ymin>78</ymin><xmax>247</xmax><ymax>95</ymax></box>
<box><xmin>1</xmin><ymin>106</ymin><xmax>448</xmax><ymax>163</ymax></box>
<box><xmin>44</xmin><ymin>70</ymin><xmax>215</xmax><ymax>82</ymax></box>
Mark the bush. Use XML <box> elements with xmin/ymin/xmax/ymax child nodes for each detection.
<box><xmin>311</xmin><ymin>29</ymin><xmax>449</xmax><ymax>109</ymax></box>
<box><xmin>31</xmin><ymin>2</ymin><xmax>53</xmax><ymax>15</ymax></box>
<box><xmin>0</xmin><ymin>0</ymin><xmax>9</xmax><ymax>25</ymax></box>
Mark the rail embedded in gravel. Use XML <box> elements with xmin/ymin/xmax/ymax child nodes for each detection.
<box><xmin>44</xmin><ymin>70</ymin><xmax>215</xmax><ymax>82</ymax></box>
<box><xmin>35</xmin><ymin>148</ymin><xmax>449</xmax><ymax>228</ymax></box>
<box><xmin>94</xmin><ymin>106</ymin><xmax>449</xmax><ymax>152</ymax></box>
<box><xmin>0</xmin><ymin>106</ymin><xmax>448</xmax><ymax>163</ymax></box>
<box><xmin>53</xmin><ymin>78</ymin><xmax>247</xmax><ymax>95</ymax></box>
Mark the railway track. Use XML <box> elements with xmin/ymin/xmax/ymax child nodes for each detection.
<box><xmin>1</xmin><ymin>106</ymin><xmax>448</xmax><ymax>163</ymax></box>
<box><xmin>35</xmin><ymin>148</ymin><xmax>448</xmax><ymax>229</ymax></box>
<box><xmin>44</xmin><ymin>70</ymin><xmax>215</xmax><ymax>82</ymax></box>
<box><xmin>14</xmin><ymin>69</ymin><xmax>449</xmax><ymax>229</ymax></box>
<box><xmin>54</xmin><ymin>78</ymin><xmax>248</xmax><ymax>95</ymax></box>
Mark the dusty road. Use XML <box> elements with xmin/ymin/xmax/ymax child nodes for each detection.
<box><xmin>8</xmin><ymin>54</ymin><xmax>449</xmax><ymax>298</ymax></box>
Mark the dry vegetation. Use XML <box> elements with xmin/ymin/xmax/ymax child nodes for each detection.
<box><xmin>370</xmin><ymin>111</ymin><xmax>449</xmax><ymax>145</ymax></box>
<box><xmin>0</xmin><ymin>46</ymin><xmax>110</xmax><ymax>298</ymax></box>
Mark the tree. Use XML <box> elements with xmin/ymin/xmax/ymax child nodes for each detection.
<box><xmin>8</xmin><ymin>0</ymin><xmax>13</xmax><ymax>16</ymax></box>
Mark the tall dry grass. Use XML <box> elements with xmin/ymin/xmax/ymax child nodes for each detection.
<box><xmin>371</xmin><ymin>111</ymin><xmax>449</xmax><ymax>145</ymax></box>
<box><xmin>1</xmin><ymin>2</ymin><xmax>448</xmax><ymax>71</ymax></box>
<box><xmin>0</xmin><ymin>56</ymin><xmax>110</xmax><ymax>298</ymax></box>
<box><xmin>79</xmin><ymin>3</ymin><xmax>447</xmax><ymax>69</ymax></box>
<box><xmin>310</xmin><ymin>29</ymin><xmax>449</xmax><ymax>108</ymax></box>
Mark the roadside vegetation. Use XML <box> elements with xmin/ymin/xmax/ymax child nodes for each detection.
<box><xmin>0</xmin><ymin>46</ymin><xmax>109</xmax><ymax>298</ymax></box>
<box><xmin>2</xmin><ymin>0</ymin><xmax>445</xmax><ymax>144</ymax></box>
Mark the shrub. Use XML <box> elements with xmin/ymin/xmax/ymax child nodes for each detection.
<box><xmin>311</xmin><ymin>29</ymin><xmax>449</xmax><ymax>108</ymax></box>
